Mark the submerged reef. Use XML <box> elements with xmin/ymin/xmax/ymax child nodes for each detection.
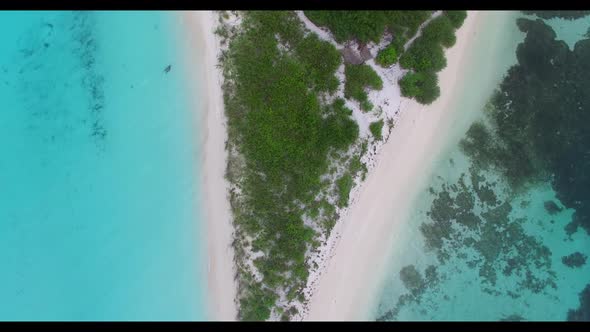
<box><xmin>399</xmin><ymin>265</ymin><xmax>425</xmax><ymax>294</ymax></box>
<box><xmin>567</xmin><ymin>284</ymin><xmax>590</xmax><ymax>321</ymax></box>
<box><xmin>522</xmin><ymin>11</ymin><xmax>590</xmax><ymax>20</ymax></box>
<box><xmin>69</xmin><ymin>12</ymin><xmax>107</xmax><ymax>145</ymax></box>
<box><xmin>15</xmin><ymin>12</ymin><xmax>106</xmax><ymax>150</ymax></box>
<box><xmin>377</xmin><ymin>168</ymin><xmax>557</xmax><ymax>321</ymax></box>
<box><xmin>500</xmin><ymin>314</ymin><xmax>526</xmax><ymax>321</ymax></box>
<box><xmin>424</xmin><ymin>168</ymin><xmax>556</xmax><ymax>291</ymax></box>
<box><xmin>544</xmin><ymin>201</ymin><xmax>562</xmax><ymax>215</ymax></box>
<box><xmin>377</xmin><ymin>265</ymin><xmax>439</xmax><ymax>321</ymax></box>
<box><xmin>460</xmin><ymin>18</ymin><xmax>590</xmax><ymax>236</ymax></box>
<box><xmin>562</xmin><ymin>252</ymin><xmax>587</xmax><ymax>268</ymax></box>
<box><xmin>378</xmin><ymin>16</ymin><xmax>590</xmax><ymax>321</ymax></box>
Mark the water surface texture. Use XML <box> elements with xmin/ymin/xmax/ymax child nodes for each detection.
<box><xmin>0</xmin><ymin>11</ymin><xmax>207</xmax><ymax>320</ymax></box>
<box><xmin>374</xmin><ymin>12</ymin><xmax>590</xmax><ymax>321</ymax></box>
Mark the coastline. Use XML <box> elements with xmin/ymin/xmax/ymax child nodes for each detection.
<box><xmin>179</xmin><ymin>11</ymin><xmax>237</xmax><ymax>320</ymax></box>
<box><xmin>372</xmin><ymin>12</ymin><xmax>590</xmax><ymax>321</ymax></box>
<box><xmin>304</xmin><ymin>11</ymin><xmax>494</xmax><ymax>320</ymax></box>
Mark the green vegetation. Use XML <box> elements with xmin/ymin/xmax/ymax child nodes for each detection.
<box><xmin>422</xmin><ymin>14</ymin><xmax>457</xmax><ymax>48</ymax></box>
<box><xmin>304</xmin><ymin>11</ymin><xmax>390</xmax><ymax>44</ymax></box>
<box><xmin>399</xmin><ymin>36</ymin><xmax>447</xmax><ymax>72</ymax></box>
<box><xmin>370</xmin><ymin>119</ymin><xmax>385</xmax><ymax>140</ymax></box>
<box><xmin>376</xmin><ymin>34</ymin><xmax>407</xmax><ymax>68</ymax></box>
<box><xmin>399</xmin><ymin>15</ymin><xmax>455</xmax><ymax>73</ymax></box>
<box><xmin>304</xmin><ymin>10</ymin><xmax>433</xmax><ymax>72</ymax></box>
<box><xmin>398</xmin><ymin>71</ymin><xmax>440</xmax><ymax>105</ymax></box>
<box><xmin>336</xmin><ymin>174</ymin><xmax>354</xmax><ymax>207</ymax></box>
<box><xmin>444</xmin><ymin>10</ymin><xmax>467</xmax><ymax>29</ymax></box>
<box><xmin>221</xmin><ymin>11</ymin><xmax>361</xmax><ymax>321</ymax></box>
<box><xmin>398</xmin><ymin>12</ymin><xmax>466</xmax><ymax>105</ymax></box>
<box><xmin>323</xmin><ymin>100</ymin><xmax>360</xmax><ymax>149</ymax></box>
<box><xmin>386</xmin><ymin>11</ymin><xmax>433</xmax><ymax>43</ymax></box>
<box><xmin>238</xmin><ymin>283</ymin><xmax>279</xmax><ymax>321</ymax></box>
<box><xmin>304</xmin><ymin>11</ymin><xmax>431</xmax><ymax>44</ymax></box>
<box><xmin>298</xmin><ymin>34</ymin><xmax>342</xmax><ymax>93</ymax></box>
<box><xmin>303</xmin><ymin>10</ymin><xmax>466</xmax><ymax>105</ymax></box>
<box><xmin>375</xmin><ymin>43</ymin><xmax>399</xmax><ymax>67</ymax></box>
<box><xmin>219</xmin><ymin>10</ymin><xmax>468</xmax><ymax>320</ymax></box>
<box><xmin>349</xmin><ymin>150</ymin><xmax>368</xmax><ymax>182</ymax></box>
<box><xmin>331</xmin><ymin>97</ymin><xmax>353</xmax><ymax>116</ymax></box>
<box><xmin>344</xmin><ymin>64</ymin><xmax>383</xmax><ymax>111</ymax></box>
<box><xmin>349</xmin><ymin>155</ymin><xmax>363</xmax><ymax>174</ymax></box>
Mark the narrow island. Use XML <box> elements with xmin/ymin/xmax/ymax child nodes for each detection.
<box><xmin>213</xmin><ymin>10</ymin><xmax>467</xmax><ymax>320</ymax></box>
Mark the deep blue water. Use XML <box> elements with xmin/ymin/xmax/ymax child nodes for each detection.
<box><xmin>0</xmin><ymin>11</ymin><xmax>207</xmax><ymax>320</ymax></box>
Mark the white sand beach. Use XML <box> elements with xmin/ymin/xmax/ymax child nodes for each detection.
<box><xmin>180</xmin><ymin>11</ymin><xmax>237</xmax><ymax>321</ymax></box>
<box><xmin>304</xmin><ymin>11</ymin><xmax>511</xmax><ymax>320</ymax></box>
<box><xmin>175</xmin><ymin>9</ymin><xmax>522</xmax><ymax>321</ymax></box>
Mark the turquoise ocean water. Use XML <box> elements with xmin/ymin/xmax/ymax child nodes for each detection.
<box><xmin>0</xmin><ymin>11</ymin><xmax>207</xmax><ymax>320</ymax></box>
<box><xmin>374</xmin><ymin>12</ymin><xmax>590</xmax><ymax>321</ymax></box>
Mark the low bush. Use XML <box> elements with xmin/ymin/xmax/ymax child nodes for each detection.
<box><xmin>344</xmin><ymin>64</ymin><xmax>383</xmax><ymax>112</ymax></box>
<box><xmin>370</xmin><ymin>119</ymin><xmax>385</xmax><ymax>140</ymax></box>
<box><xmin>399</xmin><ymin>71</ymin><xmax>440</xmax><ymax>105</ymax></box>
<box><xmin>376</xmin><ymin>43</ymin><xmax>399</xmax><ymax>67</ymax></box>
<box><xmin>336</xmin><ymin>174</ymin><xmax>354</xmax><ymax>207</ymax></box>
<box><xmin>444</xmin><ymin>11</ymin><xmax>468</xmax><ymax>29</ymax></box>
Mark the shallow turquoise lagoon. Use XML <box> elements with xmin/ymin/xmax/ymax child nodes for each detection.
<box><xmin>0</xmin><ymin>11</ymin><xmax>207</xmax><ymax>320</ymax></box>
<box><xmin>374</xmin><ymin>12</ymin><xmax>590</xmax><ymax>321</ymax></box>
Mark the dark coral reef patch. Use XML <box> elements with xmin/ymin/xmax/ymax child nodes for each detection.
<box><xmin>460</xmin><ymin>18</ymin><xmax>590</xmax><ymax>236</ymax></box>
<box><xmin>567</xmin><ymin>284</ymin><xmax>590</xmax><ymax>321</ymax></box>
<box><xmin>378</xmin><ymin>16</ymin><xmax>590</xmax><ymax>321</ymax></box>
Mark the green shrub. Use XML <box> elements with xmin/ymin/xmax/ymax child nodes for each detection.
<box><xmin>399</xmin><ymin>71</ymin><xmax>440</xmax><ymax>105</ymax></box>
<box><xmin>399</xmin><ymin>71</ymin><xmax>425</xmax><ymax>97</ymax></box>
<box><xmin>304</xmin><ymin>11</ymin><xmax>385</xmax><ymax>43</ymax></box>
<box><xmin>322</xmin><ymin>103</ymin><xmax>360</xmax><ymax>151</ymax></box>
<box><xmin>370</xmin><ymin>119</ymin><xmax>384</xmax><ymax>140</ymax></box>
<box><xmin>414</xmin><ymin>72</ymin><xmax>440</xmax><ymax>104</ymax></box>
<box><xmin>239</xmin><ymin>285</ymin><xmax>279</xmax><ymax>321</ymax></box>
<box><xmin>390</xmin><ymin>36</ymin><xmax>406</xmax><ymax>53</ymax></box>
<box><xmin>396</xmin><ymin>11</ymin><xmax>469</xmax><ymax>105</ymax></box>
<box><xmin>444</xmin><ymin>11</ymin><xmax>468</xmax><ymax>29</ymax></box>
<box><xmin>332</xmin><ymin>98</ymin><xmax>353</xmax><ymax>116</ymax></box>
<box><xmin>376</xmin><ymin>43</ymin><xmax>399</xmax><ymax>67</ymax></box>
<box><xmin>224</xmin><ymin>11</ymin><xmax>361</xmax><ymax>320</ymax></box>
<box><xmin>386</xmin><ymin>11</ymin><xmax>433</xmax><ymax>41</ymax></box>
<box><xmin>361</xmin><ymin>100</ymin><xmax>374</xmax><ymax>112</ymax></box>
<box><xmin>304</xmin><ymin>11</ymin><xmax>390</xmax><ymax>43</ymax></box>
<box><xmin>304</xmin><ymin>11</ymin><xmax>432</xmax><ymax>44</ymax></box>
<box><xmin>399</xmin><ymin>37</ymin><xmax>447</xmax><ymax>73</ymax></box>
<box><xmin>421</xmin><ymin>15</ymin><xmax>456</xmax><ymax>48</ymax></box>
<box><xmin>349</xmin><ymin>155</ymin><xmax>363</xmax><ymax>175</ymax></box>
<box><xmin>336</xmin><ymin>173</ymin><xmax>354</xmax><ymax>207</ymax></box>
<box><xmin>344</xmin><ymin>64</ymin><xmax>383</xmax><ymax>111</ymax></box>
<box><xmin>298</xmin><ymin>34</ymin><xmax>342</xmax><ymax>93</ymax></box>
